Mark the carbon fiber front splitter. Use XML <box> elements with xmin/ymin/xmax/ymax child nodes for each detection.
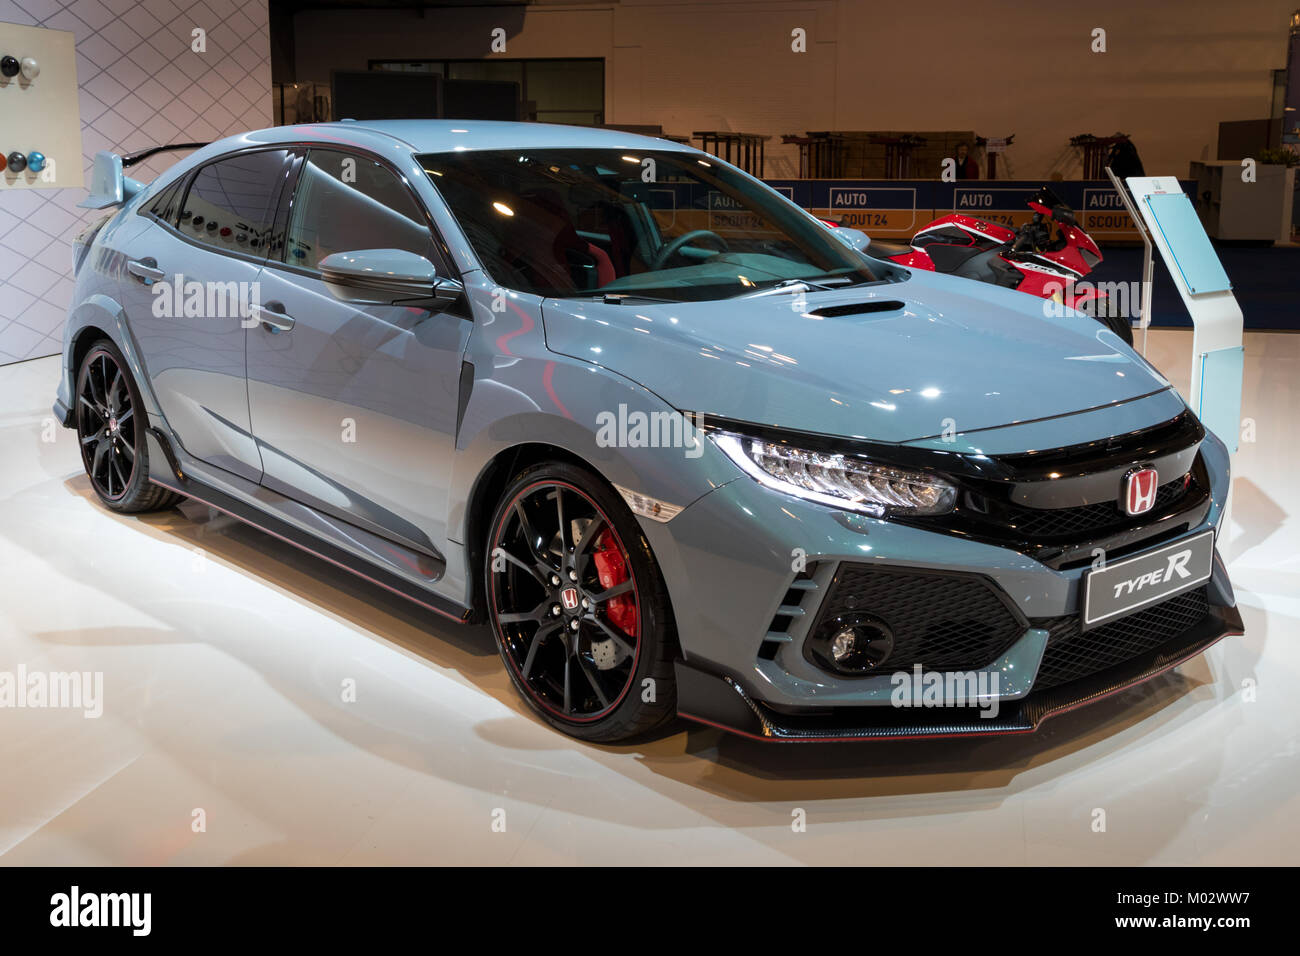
<box><xmin>675</xmin><ymin>602</ymin><xmax>1244</xmax><ymax>742</ymax></box>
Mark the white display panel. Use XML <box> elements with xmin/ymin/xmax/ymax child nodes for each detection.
<box><xmin>0</xmin><ymin>21</ymin><xmax>83</xmax><ymax>190</ymax></box>
<box><xmin>1127</xmin><ymin>175</ymin><xmax>1244</xmax><ymax>454</ymax></box>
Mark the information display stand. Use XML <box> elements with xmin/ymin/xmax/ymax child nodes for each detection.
<box><xmin>1124</xmin><ymin>176</ymin><xmax>1244</xmax><ymax>455</ymax></box>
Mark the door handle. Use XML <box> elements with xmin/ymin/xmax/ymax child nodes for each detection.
<box><xmin>251</xmin><ymin>301</ymin><xmax>295</xmax><ymax>333</ymax></box>
<box><xmin>126</xmin><ymin>258</ymin><xmax>164</xmax><ymax>284</ymax></box>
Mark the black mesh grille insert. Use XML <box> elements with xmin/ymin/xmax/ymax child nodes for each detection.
<box><xmin>1031</xmin><ymin>587</ymin><xmax>1211</xmax><ymax>690</ymax></box>
<box><xmin>1003</xmin><ymin>476</ymin><xmax>1189</xmax><ymax>539</ymax></box>
<box><xmin>810</xmin><ymin>564</ymin><xmax>1023</xmax><ymax>671</ymax></box>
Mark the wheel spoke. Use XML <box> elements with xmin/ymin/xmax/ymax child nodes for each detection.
<box><xmin>91</xmin><ymin>356</ymin><xmax>108</xmax><ymax>407</ymax></box>
<box><xmin>562</xmin><ymin>655</ymin><xmax>572</xmax><ymax>714</ymax></box>
<box><xmin>575</xmin><ymin>655</ymin><xmax>611</xmax><ymax>709</ymax></box>
<box><xmin>513</xmin><ymin>501</ymin><xmax>555</xmax><ymax>570</ymax></box>
<box><xmin>590</xmin><ymin>579</ymin><xmax>634</xmax><ymax>604</ymax></box>
<box><xmin>521</xmin><ymin>621</ymin><xmax>560</xmax><ymax>679</ymax></box>
<box><xmin>117</xmin><ymin>439</ymin><xmax>134</xmax><ymax>463</ymax></box>
<box><xmin>495</xmin><ymin>544</ymin><xmax>547</xmax><ymax>586</ymax></box>
<box><xmin>497</xmin><ymin>597</ymin><xmax>551</xmax><ymax>625</ymax></box>
<box><xmin>91</xmin><ymin>440</ymin><xmax>108</xmax><ymax>481</ymax></box>
<box><xmin>115</xmin><ymin>407</ymin><xmax>134</xmax><ymax>429</ymax></box>
<box><xmin>590</xmin><ymin>615</ymin><xmax>636</xmax><ymax>656</ymax></box>
<box><xmin>108</xmin><ymin>369</ymin><xmax>123</xmax><ymax>410</ymax></box>
<box><xmin>573</xmin><ymin>516</ymin><xmax>607</xmax><ymax>575</ymax></box>
<box><xmin>555</xmin><ymin>488</ymin><xmax>568</xmax><ymax>556</ymax></box>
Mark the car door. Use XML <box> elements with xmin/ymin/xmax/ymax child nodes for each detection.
<box><xmin>115</xmin><ymin>148</ymin><xmax>293</xmax><ymax>482</ymax></box>
<box><xmin>245</xmin><ymin>147</ymin><xmax>472</xmax><ymax>559</ymax></box>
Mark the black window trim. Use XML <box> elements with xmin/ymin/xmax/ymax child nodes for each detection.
<box><xmin>131</xmin><ymin>141</ymin><xmax>463</xmax><ymax>302</ymax></box>
<box><xmin>139</xmin><ymin>177</ymin><xmax>184</xmax><ymax>227</ymax></box>
<box><xmin>263</xmin><ymin>142</ymin><xmax>460</xmax><ymax>285</ymax></box>
<box><xmin>137</xmin><ymin>145</ymin><xmax>298</xmax><ymax>270</ymax></box>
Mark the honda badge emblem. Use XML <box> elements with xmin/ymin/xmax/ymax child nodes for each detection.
<box><xmin>1123</xmin><ymin>467</ymin><xmax>1159</xmax><ymax>516</ymax></box>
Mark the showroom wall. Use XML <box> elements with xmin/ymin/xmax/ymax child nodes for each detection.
<box><xmin>291</xmin><ymin>0</ymin><xmax>1295</xmax><ymax>180</ymax></box>
<box><xmin>2</xmin><ymin>0</ymin><xmax>1291</xmax><ymax>365</ymax></box>
<box><xmin>0</xmin><ymin>0</ymin><xmax>272</xmax><ymax>365</ymax></box>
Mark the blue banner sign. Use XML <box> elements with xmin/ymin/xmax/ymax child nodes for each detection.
<box><xmin>763</xmin><ymin>179</ymin><xmax>1194</xmax><ymax>240</ymax></box>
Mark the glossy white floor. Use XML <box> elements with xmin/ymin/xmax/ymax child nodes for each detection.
<box><xmin>1</xmin><ymin>330</ymin><xmax>1296</xmax><ymax>866</ymax></box>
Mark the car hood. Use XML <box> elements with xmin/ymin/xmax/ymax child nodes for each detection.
<box><xmin>541</xmin><ymin>272</ymin><xmax>1172</xmax><ymax>445</ymax></box>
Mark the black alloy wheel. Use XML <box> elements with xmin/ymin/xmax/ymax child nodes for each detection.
<box><xmin>74</xmin><ymin>339</ymin><xmax>180</xmax><ymax>513</ymax></box>
<box><xmin>77</xmin><ymin>346</ymin><xmax>138</xmax><ymax>501</ymax></box>
<box><xmin>486</xmin><ymin>462</ymin><xmax>677</xmax><ymax>741</ymax></box>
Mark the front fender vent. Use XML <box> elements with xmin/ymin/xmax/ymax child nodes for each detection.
<box><xmin>758</xmin><ymin>561</ymin><xmax>835</xmax><ymax>660</ymax></box>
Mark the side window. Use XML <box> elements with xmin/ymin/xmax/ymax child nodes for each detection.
<box><xmin>284</xmin><ymin>149</ymin><xmax>442</xmax><ymax>273</ymax></box>
<box><xmin>144</xmin><ymin>179</ymin><xmax>182</xmax><ymax>225</ymax></box>
<box><xmin>177</xmin><ymin>149</ymin><xmax>289</xmax><ymax>255</ymax></box>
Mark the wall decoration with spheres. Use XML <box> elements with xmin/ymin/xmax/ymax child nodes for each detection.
<box><xmin>0</xmin><ymin>22</ymin><xmax>83</xmax><ymax>190</ymax></box>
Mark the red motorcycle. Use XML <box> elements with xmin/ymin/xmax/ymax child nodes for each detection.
<box><xmin>841</xmin><ymin>186</ymin><xmax>1132</xmax><ymax>344</ymax></box>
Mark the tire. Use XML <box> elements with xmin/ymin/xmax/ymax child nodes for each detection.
<box><xmin>484</xmin><ymin>461</ymin><xmax>678</xmax><ymax>742</ymax></box>
<box><xmin>74</xmin><ymin>338</ymin><xmax>180</xmax><ymax>513</ymax></box>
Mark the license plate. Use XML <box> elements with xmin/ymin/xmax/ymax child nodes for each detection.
<box><xmin>1083</xmin><ymin>530</ymin><xmax>1214</xmax><ymax>629</ymax></box>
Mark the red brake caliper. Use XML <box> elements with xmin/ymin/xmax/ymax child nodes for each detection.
<box><xmin>592</xmin><ymin>530</ymin><xmax>636</xmax><ymax>635</ymax></box>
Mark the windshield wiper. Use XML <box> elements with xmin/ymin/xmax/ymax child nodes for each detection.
<box><xmin>733</xmin><ymin>278</ymin><xmax>841</xmax><ymax>299</ymax></box>
<box><xmin>583</xmin><ymin>292</ymin><xmax>680</xmax><ymax>304</ymax></box>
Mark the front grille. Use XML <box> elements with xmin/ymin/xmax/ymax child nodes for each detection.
<box><xmin>1031</xmin><ymin>587</ymin><xmax>1211</xmax><ymax>690</ymax></box>
<box><xmin>809</xmin><ymin>564</ymin><xmax>1024</xmax><ymax>671</ymax></box>
<box><xmin>1004</xmin><ymin>476</ymin><xmax>1190</xmax><ymax>539</ymax></box>
<box><xmin>912</xmin><ymin>453</ymin><xmax>1211</xmax><ymax>570</ymax></box>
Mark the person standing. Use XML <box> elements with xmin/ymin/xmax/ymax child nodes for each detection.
<box><xmin>952</xmin><ymin>141</ymin><xmax>980</xmax><ymax>179</ymax></box>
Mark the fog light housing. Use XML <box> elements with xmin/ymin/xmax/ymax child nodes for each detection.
<box><xmin>808</xmin><ymin>613</ymin><xmax>894</xmax><ymax>676</ymax></box>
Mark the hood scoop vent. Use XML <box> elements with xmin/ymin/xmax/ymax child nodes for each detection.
<box><xmin>808</xmin><ymin>300</ymin><xmax>906</xmax><ymax>319</ymax></box>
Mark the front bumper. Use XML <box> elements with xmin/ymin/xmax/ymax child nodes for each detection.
<box><xmin>640</xmin><ymin>417</ymin><xmax>1240</xmax><ymax>739</ymax></box>
<box><xmin>675</xmin><ymin>584</ymin><xmax>1242</xmax><ymax>742</ymax></box>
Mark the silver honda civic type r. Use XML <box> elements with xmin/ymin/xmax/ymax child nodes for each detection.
<box><xmin>55</xmin><ymin>120</ymin><xmax>1241</xmax><ymax>742</ymax></box>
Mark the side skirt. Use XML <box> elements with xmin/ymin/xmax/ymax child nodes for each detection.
<box><xmin>145</xmin><ymin>429</ymin><xmax>473</xmax><ymax>625</ymax></box>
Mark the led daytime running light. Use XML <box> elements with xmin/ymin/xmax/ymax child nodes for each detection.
<box><xmin>713</xmin><ymin>431</ymin><xmax>957</xmax><ymax>517</ymax></box>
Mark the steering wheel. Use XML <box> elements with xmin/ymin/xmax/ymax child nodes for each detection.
<box><xmin>652</xmin><ymin>229</ymin><xmax>729</xmax><ymax>269</ymax></box>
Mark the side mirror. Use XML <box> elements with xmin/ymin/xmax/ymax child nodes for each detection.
<box><xmin>319</xmin><ymin>248</ymin><xmax>463</xmax><ymax>307</ymax></box>
<box><xmin>828</xmin><ymin>224</ymin><xmax>871</xmax><ymax>251</ymax></box>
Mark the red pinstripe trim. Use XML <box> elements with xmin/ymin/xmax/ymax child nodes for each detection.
<box><xmin>679</xmin><ymin>629</ymin><xmax>1241</xmax><ymax>743</ymax></box>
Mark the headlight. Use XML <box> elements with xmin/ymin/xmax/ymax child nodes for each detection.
<box><xmin>712</xmin><ymin>430</ymin><xmax>957</xmax><ymax>517</ymax></box>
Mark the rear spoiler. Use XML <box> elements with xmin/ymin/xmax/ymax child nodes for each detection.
<box><xmin>78</xmin><ymin>142</ymin><xmax>208</xmax><ymax>210</ymax></box>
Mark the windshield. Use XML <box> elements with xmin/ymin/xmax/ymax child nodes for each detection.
<box><xmin>1030</xmin><ymin>184</ymin><xmax>1072</xmax><ymax>215</ymax></box>
<box><xmin>418</xmin><ymin>148</ymin><xmax>881</xmax><ymax>302</ymax></box>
